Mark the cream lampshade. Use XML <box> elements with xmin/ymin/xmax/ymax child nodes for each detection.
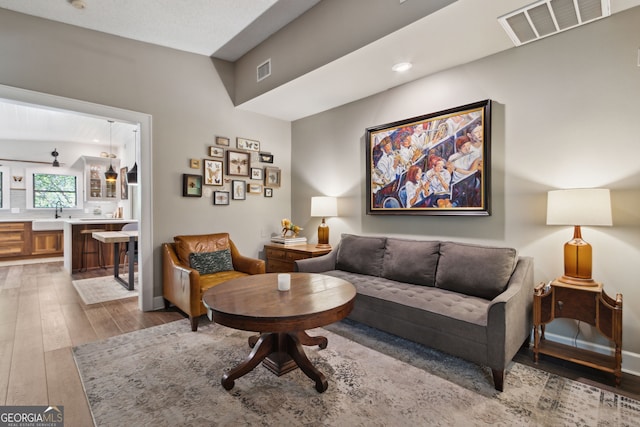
<box><xmin>311</xmin><ymin>196</ymin><xmax>337</xmax><ymax>249</ymax></box>
<box><xmin>546</xmin><ymin>188</ymin><xmax>612</xmax><ymax>286</ymax></box>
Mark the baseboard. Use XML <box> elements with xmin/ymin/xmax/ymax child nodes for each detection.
<box><xmin>535</xmin><ymin>331</ymin><xmax>640</xmax><ymax>377</ymax></box>
<box><xmin>152</xmin><ymin>295</ymin><xmax>167</xmax><ymax>311</ymax></box>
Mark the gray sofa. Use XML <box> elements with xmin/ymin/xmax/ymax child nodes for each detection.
<box><xmin>295</xmin><ymin>234</ymin><xmax>534</xmax><ymax>391</ymax></box>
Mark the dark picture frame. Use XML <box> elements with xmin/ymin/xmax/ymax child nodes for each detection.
<box><xmin>250</xmin><ymin>167</ymin><xmax>263</xmax><ymax>180</ymax></box>
<box><xmin>120</xmin><ymin>166</ymin><xmax>128</xmax><ymax>200</ymax></box>
<box><xmin>226</xmin><ymin>150</ymin><xmax>250</xmax><ymax>177</ymax></box>
<box><xmin>264</xmin><ymin>187</ymin><xmax>273</xmax><ymax>198</ymax></box>
<box><xmin>182</xmin><ymin>174</ymin><xmax>202</xmax><ymax>197</ymax></box>
<box><xmin>259</xmin><ymin>152</ymin><xmax>274</xmax><ymax>163</ymax></box>
<box><xmin>213</xmin><ymin>191</ymin><xmax>229</xmax><ymax>205</ymax></box>
<box><xmin>232</xmin><ymin>180</ymin><xmax>246</xmax><ymax>200</ymax></box>
<box><xmin>366</xmin><ymin>99</ymin><xmax>491</xmax><ymax>216</ymax></box>
<box><xmin>209</xmin><ymin>146</ymin><xmax>224</xmax><ymax>158</ymax></box>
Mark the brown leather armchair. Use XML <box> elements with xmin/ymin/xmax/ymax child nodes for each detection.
<box><xmin>162</xmin><ymin>233</ymin><xmax>265</xmax><ymax>331</ymax></box>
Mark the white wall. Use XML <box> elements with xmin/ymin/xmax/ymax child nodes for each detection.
<box><xmin>292</xmin><ymin>7</ymin><xmax>640</xmax><ymax>372</ymax></box>
<box><xmin>0</xmin><ymin>10</ymin><xmax>291</xmax><ymax>303</ymax></box>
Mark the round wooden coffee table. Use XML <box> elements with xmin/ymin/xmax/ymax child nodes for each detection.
<box><xmin>202</xmin><ymin>272</ymin><xmax>355</xmax><ymax>392</ymax></box>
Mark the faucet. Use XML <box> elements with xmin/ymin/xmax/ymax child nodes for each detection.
<box><xmin>54</xmin><ymin>202</ymin><xmax>62</xmax><ymax>219</ymax></box>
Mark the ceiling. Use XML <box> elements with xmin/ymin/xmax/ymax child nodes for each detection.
<box><xmin>1</xmin><ymin>0</ymin><xmax>638</xmax><ymax>145</ymax></box>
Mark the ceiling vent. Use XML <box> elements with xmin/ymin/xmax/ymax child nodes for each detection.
<box><xmin>257</xmin><ymin>59</ymin><xmax>271</xmax><ymax>82</ymax></box>
<box><xmin>498</xmin><ymin>0</ymin><xmax>610</xmax><ymax>46</ymax></box>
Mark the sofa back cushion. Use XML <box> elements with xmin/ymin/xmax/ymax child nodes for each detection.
<box><xmin>336</xmin><ymin>234</ymin><xmax>387</xmax><ymax>276</ymax></box>
<box><xmin>174</xmin><ymin>233</ymin><xmax>231</xmax><ymax>266</ymax></box>
<box><xmin>382</xmin><ymin>238</ymin><xmax>440</xmax><ymax>287</ymax></box>
<box><xmin>435</xmin><ymin>241</ymin><xmax>518</xmax><ymax>300</ymax></box>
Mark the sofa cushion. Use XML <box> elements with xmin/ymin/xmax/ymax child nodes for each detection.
<box><xmin>382</xmin><ymin>238</ymin><xmax>440</xmax><ymax>287</ymax></box>
<box><xmin>435</xmin><ymin>242</ymin><xmax>517</xmax><ymax>300</ymax></box>
<box><xmin>174</xmin><ymin>233</ymin><xmax>231</xmax><ymax>266</ymax></box>
<box><xmin>336</xmin><ymin>234</ymin><xmax>387</xmax><ymax>276</ymax></box>
<box><xmin>189</xmin><ymin>249</ymin><xmax>233</xmax><ymax>275</ymax></box>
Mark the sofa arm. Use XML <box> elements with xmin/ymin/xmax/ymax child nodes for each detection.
<box><xmin>162</xmin><ymin>243</ymin><xmax>203</xmax><ymax>317</ymax></box>
<box><xmin>486</xmin><ymin>256</ymin><xmax>535</xmax><ymax>370</ymax></box>
<box><xmin>295</xmin><ymin>249</ymin><xmax>338</xmax><ymax>272</ymax></box>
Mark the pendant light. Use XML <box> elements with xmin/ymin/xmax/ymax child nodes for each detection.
<box><xmin>51</xmin><ymin>148</ymin><xmax>60</xmax><ymax>167</ymax></box>
<box><xmin>126</xmin><ymin>128</ymin><xmax>138</xmax><ymax>185</ymax></box>
<box><xmin>104</xmin><ymin>120</ymin><xmax>118</xmax><ymax>182</ymax></box>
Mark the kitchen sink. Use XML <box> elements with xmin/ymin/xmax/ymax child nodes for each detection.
<box><xmin>31</xmin><ymin>219</ymin><xmax>65</xmax><ymax>231</ymax></box>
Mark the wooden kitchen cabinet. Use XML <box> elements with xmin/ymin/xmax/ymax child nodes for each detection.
<box><xmin>0</xmin><ymin>222</ymin><xmax>30</xmax><ymax>258</ymax></box>
<box><xmin>32</xmin><ymin>230</ymin><xmax>63</xmax><ymax>255</ymax></box>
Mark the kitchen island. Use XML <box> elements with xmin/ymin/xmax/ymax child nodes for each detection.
<box><xmin>63</xmin><ymin>219</ymin><xmax>137</xmax><ymax>273</ymax></box>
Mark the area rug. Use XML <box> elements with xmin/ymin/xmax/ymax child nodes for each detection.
<box><xmin>73</xmin><ymin>319</ymin><xmax>640</xmax><ymax>427</ymax></box>
<box><xmin>72</xmin><ymin>273</ymin><xmax>138</xmax><ymax>305</ymax></box>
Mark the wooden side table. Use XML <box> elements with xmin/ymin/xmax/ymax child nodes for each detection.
<box><xmin>264</xmin><ymin>243</ymin><xmax>332</xmax><ymax>273</ymax></box>
<box><xmin>533</xmin><ymin>279</ymin><xmax>623</xmax><ymax>385</ymax></box>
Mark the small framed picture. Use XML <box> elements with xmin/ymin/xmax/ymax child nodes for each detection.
<box><xmin>264</xmin><ymin>187</ymin><xmax>273</xmax><ymax>198</ymax></box>
<box><xmin>259</xmin><ymin>152</ymin><xmax>274</xmax><ymax>163</ymax></box>
<box><xmin>216</xmin><ymin>136</ymin><xmax>230</xmax><ymax>146</ymax></box>
<box><xmin>237</xmin><ymin>137</ymin><xmax>260</xmax><ymax>152</ymax></box>
<box><xmin>227</xmin><ymin>150</ymin><xmax>250</xmax><ymax>177</ymax></box>
<box><xmin>120</xmin><ymin>167</ymin><xmax>128</xmax><ymax>200</ymax></box>
<box><xmin>190</xmin><ymin>159</ymin><xmax>201</xmax><ymax>169</ymax></box>
<box><xmin>209</xmin><ymin>146</ymin><xmax>224</xmax><ymax>157</ymax></box>
<box><xmin>251</xmin><ymin>167</ymin><xmax>263</xmax><ymax>180</ymax></box>
<box><xmin>264</xmin><ymin>166</ymin><xmax>281</xmax><ymax>188</ymax></box>
<box><xmin>247</xmin><ymin>183</ymin><xmax>263</xmax><ymax>194</ymax></box>
<box><xmin>232</xmin><ymin>180</ymin><xmax>246</xmax><ymax>200</ymax></box>
<box><xmin>203</xmin><ymin>159</ymin><xmax>223</xmax><ymax>186</ymax></box>
<box><xmin>213</xmin><ymin>191</ymin><xmax>229</xmax><ymax>205</ymax></box>
<box><xmin>182</xmin><ymin>174</ymin><xmax>202</xmax><ymax>197</ymax></box>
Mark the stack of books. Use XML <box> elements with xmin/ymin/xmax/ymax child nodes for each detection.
<box><xmin>270</xmin><ymin>236</ymin><xmax>307</xmax><ymax>245</ymax></box>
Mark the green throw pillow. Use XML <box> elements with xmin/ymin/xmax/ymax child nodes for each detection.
<box><xmin>189</xmin><ymin>249</ymin><xmax>233</xmax><ymax>275</ymax></box>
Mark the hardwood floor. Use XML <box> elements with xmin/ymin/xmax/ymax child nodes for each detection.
<box><xmin>0</xmin><ymin>260</ymin><xmax>638</xmax><ymax>427</ymax></box>
<box><xmin>0</xmin><ymin>260</ymin><xmax>184</xmax><ymax>426</ymax></box>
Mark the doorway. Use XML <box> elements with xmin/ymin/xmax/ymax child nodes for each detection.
<box><xmin>0</xmin><ymin>84</ymin><xmax>154</xmax><ymax>311</ymax></box>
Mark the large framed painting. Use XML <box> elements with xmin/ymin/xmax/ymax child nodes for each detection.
<box><xmin>366</xmin><ymin>100</ymin><xmax>491</xmax><ymax>216</ymax></box>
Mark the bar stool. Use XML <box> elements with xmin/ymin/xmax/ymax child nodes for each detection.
<box><xmin>119</xmin><ymin>223</ymin><xmax>138</xmax><ymax>272</ymax></box>
<box><xmin>79</xmin><ymin>228</ymin><xmax>106</xmax><ymax>272</ymax></box>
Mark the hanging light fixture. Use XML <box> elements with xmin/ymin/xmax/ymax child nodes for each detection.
<box><xmin>126</xmin><ymin>128</ymin><xmax>138</xmax><ymax>185</ymax></box>
<box><xmin>51</xmin><ymin>148</ymin><xmax>60</xmax><ymax>167</ymax></box>
<box><xmin>104</xmin><ymin>120</ymin><xmax>118</xmax><ymax>182</ymax></box>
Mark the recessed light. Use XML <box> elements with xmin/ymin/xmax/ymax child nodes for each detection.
<box><xmin>392</xmin><ymin>62</ymin><xmax>412</xmax><ymax>72</ymax></box>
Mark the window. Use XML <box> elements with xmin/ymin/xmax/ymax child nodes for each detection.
<box><xmin>0</xmin><ymin>166</ymin><xmax>10</xmax><ymax>210</ymax></box>
<box><xmin>26</xmin><ymin>167</ymin><xmax>83</xmax><ymax>210</ymax></box>
<box><xmin>33</xmin><ymin>173</ymin><xmax>77</xmax><ymax>208</ymax></box>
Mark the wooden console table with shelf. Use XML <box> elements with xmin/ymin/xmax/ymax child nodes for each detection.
<box><xmin>264</xmin><ymin>243</ymin><xmax>331</xmax><ymax>273</ymax></box>
<box><xmin>533</xmin><ymin>279</ymin><xmax>623</xmax><ymax>385</ymax></box>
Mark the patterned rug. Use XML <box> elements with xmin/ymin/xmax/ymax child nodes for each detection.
<box><xmin>72</xmin><ymin>273</ymin><xmax>138</xmax><ymax>305</ymax></box>
<box><xmin>72</xmin><ymin>318</ymin><xmax>640</xmax><ymax>427</ymax></box>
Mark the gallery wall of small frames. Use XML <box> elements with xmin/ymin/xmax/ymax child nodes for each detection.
<box><xmin>182</xmin><ymin>136</ymin><xmax>281</xmax><ymax>204</ymax></box>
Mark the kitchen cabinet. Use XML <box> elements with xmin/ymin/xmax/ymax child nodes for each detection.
<box><xmin>0</xmin><ymin>222</ymin><xmax>30</xmax><ymax>257</ymax></box>
<box><xmin>32</xmin><ymin>230</ymin><xmax>63</xmax><ymax>255</ymax></box>
<box><xmin>77</xmin><ymin>156</ymin><xmax>120</xmax><ymax>201</ymax></box>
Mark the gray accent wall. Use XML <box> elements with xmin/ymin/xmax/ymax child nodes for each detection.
<box><xmin>291</xmin><ymin>7</ymin><xmax>640</xmax><ymax>369</ymax></box>
<box><xmin>0</xmin><ymin>9</ymin><xmax>291</xmax><ymax>306</ymax></box>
